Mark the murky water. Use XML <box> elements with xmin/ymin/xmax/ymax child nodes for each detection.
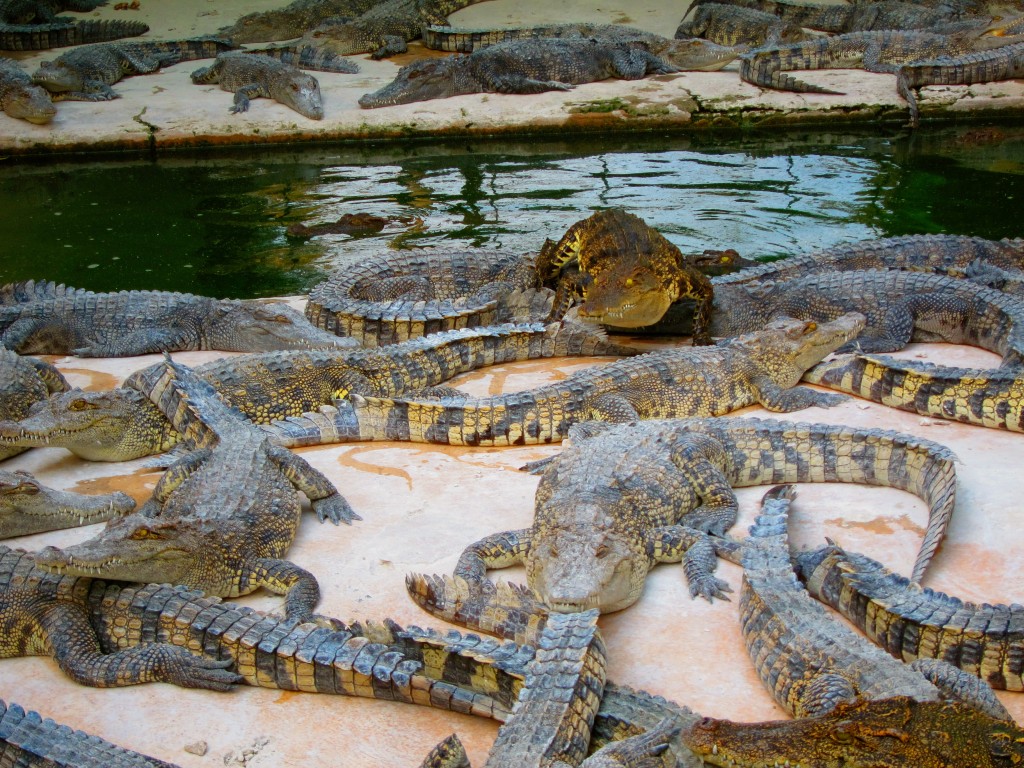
<box><xmin>2</xmin><ymin>125</ymin><xmax>1022</xmax><ymax>299</ymax></box>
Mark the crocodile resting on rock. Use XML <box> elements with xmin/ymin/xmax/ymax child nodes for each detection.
<box><xmin>262</xmin><ymin>314</ymin><xmax>864</xmax><ymax>449</ymax></box>
<box><xmin>0</xmin><ymin>0</ymin><xmax>148</xmax><ymax>51</ymax></box>
<box><xmin>0</xmin><ymin>346</ymin><xmax>67</xmax><ymax>461</ymax></box>
<box><xmin>0</xmin><ymin>279</ymin><xmax>354</xmax><ymax>356</ymax></box>
<box><xmin>34</xmin><ymin>356</ymin><xmax>354</xmax><ymax>624</ymax></box>
<box><xmin>0</xmin><ymin>468</ymin><xmax>135</xmax><ymax>538</ymax></box>
<box><xmin>422</xmin><ymin>22</ymin><xmax>745</xmax><ymax>71</ymax></box>
<box><xmin>0</xmin><ymin>320</ymin><xmax>634</xmax><ymax>462</ymax></box>
<box><xmin>0</xmin><ymin>56</ymin><xmax>54</xmax><ymax>122</ymax></box>
<box><xmin>190</xmin><ymin>51</ymin><xmax>326</xmax><ymax>119</ymax></box>
<box><xmin>446</xmin><ymin>416</ymin><xmax>957</xmax><ymax>619</ymax></box>
<box><xmin>358</xmin><ymin>37</ymin><xmax>680</xmax><ymax>108</ymax></box>
<box><xmin>797</xmin><ymin>541</ymin><xmax>1024</xmax><ymax>691</ymax></box>
<box><xmin>740</xmin><ymin>485</ymin><xmax>1010</xmax><ymax>721</ymax></box>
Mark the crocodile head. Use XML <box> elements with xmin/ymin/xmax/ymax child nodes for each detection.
<box><xmin>680</xmin><ymin>697</ymin><xmax>1024</xmax><ymax>768</ymax></box>
<box><xmin>217</xmin><ymin>9</ymin><xmax>305</xmax><ymax>43</ymax></box>
<box><xmin>208</xmin><ymin>302</ymin><xmax>354</xmax><ymax>351</ymax></box>
<box><xmin>0</xmin><ymin>388</ymin><xmax>178</xmax><ymax>462</ymax></box>
<box><xmin>268</xmin><ymin>69</ymin><xmax>324</xmax><ymax>120</ymax></box>
<box><xmin>725</xmin><ymin>313</ymin><xmax>866</xmax><ymax>387</ymax></box>
<box><xmin>661</xmin><ymin>38</ymin><xmax>747</xmax><ymax>71</ymax></box>
<box><xmin>358</xmin><ymin>57</ymin><xmax>458</xmax><ymax>108</ymax></box>
<box><xmin>30</xmin><ymin>60</ymin><xmax>85</xmax><ymax>94</ymax></box>
<box><xmin>34</xmin><ymin>512</ymin><xmax>215</xmax><ymax>585</ymax></box>
<box><xmin>2</xmin><ymin>82</ymin><xmax>56</xmax><ymax>124</ymax></box>
<box><xmin>0</xmin><ymin>469</ymin><xmax>136</xmax><ymax>538</ymax></box>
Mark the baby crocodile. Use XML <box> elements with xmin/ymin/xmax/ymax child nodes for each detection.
<box><xmin>0</xmin><ymin>468</ymin><xmax>134</xmax><ymax>538</ymax></box>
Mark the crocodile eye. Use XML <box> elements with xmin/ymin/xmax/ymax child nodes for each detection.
<box><xmin>595</xmin><ymin>543</ymin><xmax>609</xmax><ymax>558</ymax></box>
<box><xmin>548</xmin><ymin>543</ymin><xmax>559</xmax><ymax>558</ymax></box>
<box><xmin>68</xmin><ymin>398</ymin><xmax>95</xmax><ymax>412</ymax></box>
<box><xmin>129</xmin><ymin>528</ymin><xmax>161</xmax><ymax>540</ymax></box>
<box><xmin>804</xmin><ymin>321</ymin><xmax>818</xmax><ymax>333</ymax></box>
<box><xmin>624</xmin><ymin>278</ymin><xmax>634</xmax><ymax>287</ymax></box>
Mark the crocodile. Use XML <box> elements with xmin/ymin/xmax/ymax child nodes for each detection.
<box><xmin>803</xmin><ymin>352</ymin><xmax>1024</xmax><ymax>431</ymax></box>
<box><xmin>707</xmin><ymin>269</ymin><xmax>1024</xmax><ymax>365</ymax></box>
<box><xmin>0</xmin><ymin>0</ymin><xmax>148</xmax><ymax>51</ymax></box>
<box><xmin>216</xmin><ymin>0</ymin><xmax>375</xmax><ymax>43</ymax></box>
<box><xmin>0</xmin><ymin>321</ymin><xmax>634</xmax><ymax>462</ymax></box>
<box><xmin>307</xmin><ymin>210</ymin><xmax>717</xmax><ymax>346</ymax></box>
<box><xmin>797</xmin><ymin>541</ymin><xmax>1024</xmax><ymax>691</ymax></box>
<box><xmin>446</xmin><ymin>415</ymin><xmax>957</xmax><ymax>620</ymax></box>
<box><xmin>0</xmin><ymin>56</ymin><xmax>54</xmax><ymax>122</ymax></box>
<box><xmin>297</xmin><ymin>0</ymin><xmax>480</xmax><ymax>60</ymax></box>
<box><xmin>675</xmin><ymin>4</ymin><xmax>810</xmax><ymax>47</ymax></box>
<box><xmin>739</xmin><ymin>28</ymin><xmax>1020</xmax><ymax>95</ymax></box>
<box><xmin>0</xmin><ymin>698</ymin><xmax>179</xmax><ymax>768</ymax></box>
<box><xmin>358</xmin><ymin>37</ymin><xmax>680</xmax><ymax>108</ymax></box>
<box><xmin>740</xmin><ymin>485</ymin><xmax>1011</xmax><ymax>721</ymax></box>
<box><xmin>680</xmin><ymin>696</ymin><xmax>1024</xmax><ymax>768</ymax></box>
<box><xmin>34</xmin><ymin>356</ymin><xmax>354</xmax><ymax>624</ymax></box>
<box><xmin>896</xmin><ymin>40</ymin><xmax>1024</xmax><ymax>126</ymax></box>
<box><xmin>262</xmin><ymin>314</ymin><xmax>864</xmax><ymax>448</ymax></box>
<box><xmin>745</xmin><ymin>0</ymin><xmax>995</xmax><ymax>34</ymax></box>
<box><xmin>0</xmin><ymin>280</ymin><xmax>355</xmax><ymax>356</ymax></box>
<box><xmin>31</xmin><ymin>38</ymin><xmax>238</xmax><ymax>101</ymax></box>
<box><xmin>0</xmin><ymin>346</ymin><xmax>67</xmax><ymax>461</ymax></box>
<box><xmin>189</xmin><ymin>51</ymin><xmax>325</xmax><ymax>119</ymax></box>
<box><xmin>422</xmin><ymin>22</ymin><xmax>745</xmax><ymax>71</ymax></box>
<box><xmin>0</xmin><ymin>468</ymin><xmax>135</xmax><ymax>538</ymax></box>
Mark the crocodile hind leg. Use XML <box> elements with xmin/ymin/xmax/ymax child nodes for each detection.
<box><xmin>910</xmin><ymin>658</ymin><xmax>1013</xmax><ymax>722</ymax></box>
<box><xmin>608</xmin><ymin>48</ymin><xmax>680</xmax><ymax>78</ymax></box>
<box><xmin>485</xmin><ymin>74</ymin><xmax>574</xmax><ymax>94</ymax></box>
<box><xmin>666</xmin><ymin>432</ymin><xmax>738</xmax><ymax>536</ymax></box>
<box><xmin>0</xmin><ymin>317</ymin><xmax>76</xmax><ymax>354</ymax></box>
<box><xmin>266</xmin><ymin>443</ymin><xmax>359</xmax><ymax>524</ymax></box>
<box><xmin>835</xmin><ymin>304</ymin><xmax>915</xmax><ymax>355</ymax></box>
<box><xmin>72</xmin><ymin>326</ymin><xmax>197</xmax><ymax>357</ymax></box>
<box><xmin>749</xmin><ymin>373</ymin><xmax>849</xmax><ymax>411</ymax></box>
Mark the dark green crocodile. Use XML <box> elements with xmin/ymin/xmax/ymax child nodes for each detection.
<box><xmin>0</xmin><ymin>346</ymin><xmax>67</xmax><ymax>461</ymax></box>
<box><xmin>0</xmin><ymin>320</ymin><xmax>634</xmax><ymax>462</ymax></box>
<box><xmin>190</xmin><ymin>51</ymin><xmax>326</xmax><ymax>119</ymax></box>
<box><xmin>34</xmin><ymin>356</ymin><xmax>354</xmax><ymax>624</ymax></box>
<box><xmin>0</xmin><ymin>279</ymin><xmax>354</xmax><ymax>356</ymax></box>
<box><xmin>740</xmin><ymin>485</ymin><xmax>1010</xmax><ymax>721</ymax></box>
<box><xmin>797</xmin><ymin>540</ymin><xmax>1024</xmax><ymax>691</ymax></box>
<box><xmin>444</xmin><ymin>416</ymin><xmax>957</xmax><ymax>619</ymax></box>
<box><xmin>803</xmin><ymin>352</ymin><xmax>1024</xmax><ymax>431</ymax></box>
<box><xmin>358</xmin><ymin>37</ymin><xmax>680</xmax><ymax>108</ymax></box>
<box><xmin>0</xmin><ymin>56</ymin><xmax>54</xmax><ymax>122</ymax></box>
<box><xmin>0</xmin><ymin>698</ymin><xmax>178</xmax><ymax>768</ymax></box>
<box><xmin>261</xmin><ymin>314</ymin><xmax>864</xmax><ymax>449</ymax></box>
<box><xmin>0</xmin><ymin>0</ymin><xmax>148</xmax><ymax>51</ymax></box>
<box><xmin>31</xmin><ymin>38</ymin><xmax>237</xmax><ymax>101</ymax></box>
<box><xmin>422</xmin><ymin>22</ymin><xmax>745</xmax><ymax>71</ymax></box>
<box><xmin>0</xmin><ymin>468</ymin><xmax>135</xmax><ymax>538</ymax></box>
<box><xmin>676</xmin><ymin>3</ymin><xmax>810</xmax><ymax>47</ymax></box>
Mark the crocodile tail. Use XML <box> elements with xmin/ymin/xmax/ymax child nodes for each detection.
<box><xmin>740</xmin><ymin>55</ymin><xmax>845</xmax><ymax>94</ymax></box>
<box><xmin>500</xmin><ymin>286</ymin><xmax>557</xmax><ymax>324</ymax></box>
<box><xmin>896</xmin><ymin>67</ymin><xmax>922</xmax><ymax>127</ymax></box>
<box><xmin>0</xmin><ymin>279</ymin><xmax>86</xmax><ymax>304</ymax></box>
<box><xmin>0</xmin><ymin>19</ymin><xmax>150</xmax><ymax>51</ymax></box>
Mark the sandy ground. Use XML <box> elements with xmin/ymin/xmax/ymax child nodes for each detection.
<box><xmin>0</xmin><ymin>0</ymin><xmax>1023</xmax><ymax>154</ymax></box>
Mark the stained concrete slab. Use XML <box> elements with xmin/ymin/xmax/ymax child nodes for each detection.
<box><xmin>1</xmin><ymin>0</ymin><xmax>1023</xmax><ymax>155</ymax></box>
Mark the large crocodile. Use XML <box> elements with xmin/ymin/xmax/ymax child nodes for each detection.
<box><xmin>0</xmin><ymin>280</ymin><xmax>354</xmax><ymax>356</ymax></box>
<box><xmin>680</xmin><ymin>696</ymin><xmax>1024</xmax><ymax>768</ymax></box>
<box><xmin>896</xmin><ymin>40</ymin><xmax>1024</xmax><ymax>126</ymax></box>
<box><xmin>745</xmin><ymin>0</ymin><xmax>995</xmax><ymax>34</ymax></box>
<box><xmin>262</xmin><ymin>314</ymin><xmax>865</xmax><ymax>448</ymax></box>
<box><xmin>0</xmin><ymin>56</ymin><xmax>54</xmax><ymax>122</ymax></box>
<box><xmin>444</xmin><ymin>416</ymin><xmax>957</xmax><ymax>620</ymax></box>
<box><xmin>190</xmin><ymin>51</ymin><xmax>325</xmax><ymax>119</ymax></box>
<box><xmin>675</xmin><ymin>3</ymin><xmax>810</xmax><ymax>47</ymax></box>
<box><xmin>0</xmin><ymin>346</ymin><xmax>67</xmax><ymax>461</ymax></box>
<box><xmin>31</xmin><ymin>38</ymin><xmax>237</xmax><ymax>101</ymax></box>
<box><xmin>34</xmin><ymin>356</ymin><xmax>354</xmax><ymax>623</ymax></box>
<box><xmin>358</xmin><ymin>37</ymin><xmax>680</xmax><ymax>108</ymax></box>
<box><xmin>797</xmin><ymin>540</ymin><xmax>1024</xmax><ymax>691</ymax></box>
<box><xmin>0</xmin><ymin>321</ymin><xmax>634</xmax><ymax>462</ymax></box>
<box><xmin>739</xmin><ymin>28</ymin><xmax>1019</xmax><ymax>94</ymax></box>
<box><xmin>0</xmin><ymin>0</ymin><xmax>148</xmax><ymax>51</ymax></box>
<box><xmin>217</xmin><ymin>0</ymin><xmax>375</xmax><ymax>43</ymax></box>
<box><xmin>421</xmin><ymin>22</ymin><xmax>745</xmax><ymax>71</ymax></box>
<box><xmin>0</xmin><ymin>468</ymin><xmax>135</xmax><ymax>538</ymax></box>
<box><xmin>804</xmin><ymin>352</ymin><xmax>1024</xmax><ymax>431</ymax></box>
<box><xmin>740</xmin><ymin>485</ymin><xmax>1010</xmax><ymax>721</ymax></box>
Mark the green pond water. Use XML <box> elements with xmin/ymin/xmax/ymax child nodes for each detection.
<box><xmin>2</xmin><ymin>125</ymin><xmax>1023</xmax><ymax>300</ymax></box>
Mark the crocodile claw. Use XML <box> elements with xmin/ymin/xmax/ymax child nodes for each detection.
<box><xmin>159</xmin><ymin>647</ymin><xmax>241</xmax><ymax>691</ymax></box>
<box><xmin>313</xmin><ymin>494</ymin><xmax>361</xmax><ymax>525</ymax></box>
<box><xmin>689</xmin><ymin>575</ymin><xmax>733</xmax><ymax>603</ymax></box>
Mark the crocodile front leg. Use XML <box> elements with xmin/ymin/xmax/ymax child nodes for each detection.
<box><xmin>266</xmin><ymin>443</ymin><xmax>359</xmax><ymax>524</ymax></box>
<box><xmin>455</xmin><ymin>529</ymin><xmax>532</xmax><ymax>587</ymax></box>
<box><xmin>748</xmin><ymin>374</ymin><xmax>848</xmax><ymax>411</ymax></box>
<box><xmin>250</xmin><ymin>556</ymin><xmax>322</xmax><ymax>624</ymax></box>
<box><xmin>137</xmin><ymin>448</ymin><xmax>211</xmax><ymax>515</ymax></box>
<box><xmin>230</xmin><ymin>83</ymin><xmax>269</xmax><ymax>113</ymax></box>
<box><xmin>653</xmin><ymin>526</ymin><xmax>733</xmax><ymax>602</ymax></box>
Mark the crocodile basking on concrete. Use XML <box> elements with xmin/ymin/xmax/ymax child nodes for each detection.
<box><xmin>675</xmin><ymin>3</ymin><xmax>810</xmax><ymax>47</ymax></box>
<box><xmin>739</xmin><ymin>28</ymin><xmax>1019</xmax><ymax>94</ymax></box>
<box><xmin>35</xmin><ymin>356</ymin><xmax>354</xmax><ymax>623</ymax></box>
<box><xmin>0</xmin><ymin>346</ymin><xmax>67</xmax><ymax>461</ymax></box>
<box><xmin>0</xmin><ymin>56</ymin><xmax>54</xmax><ymax>122</ymax></box>
<box><xmin>31</xmin><ymin>38</ymin><xmax>237</xmax><ymax>101</ymax></box>
<box><xmin>804</xmin><ymin>352</ymin><xmax>1024</xmax><ymax>431</ymax></box>
<box><xmin>190</xmin><ymin>51</ymin><xmax>326</xmax><ymax>119</ymax></box>
<box><xmin>446</xmin><ymin>416</ymin><xmax>957</xmax><ymax>620</ymax></box>
<box><xmin>0</xmin><ymin>320</ymin><xmax>633</xmax><ymax>462</ymax></box>
<box><xmin>680</xmin><ymin>696</ymin><xmax>1024</xmax><ymax>768</ymax></box>
<box><xmin>747</xmin><ymin>0</ymin><xmax>997</xmax><ymax>34</ymax></box>
<box><xmin>797</xmin><ymin>541</ymin><xmax>1024</xmax><ymax>691</ymax></box>
<box><xmin>422</xmin><ymin>22</ymin><xmax>745</xmax><ymax>71</ymax></box>
<box><xmin>896</xmin><ymin>40</ymin><xmax>1024</xmax><ymax>126</ymax></box>
<box><xmin>0</xmin><ymin>0</ymin><xmax>148</xmax><ymax>51</ymax></box>
<box><xmin>262</xmin><ymin>314</ymin><xmax>864</xmax><ymax>448</ymax></box>
<box><xmin>740</xmin><ymin>485</ymin><xmax>1011</xmax><ymax>721</ymax></box>
<box><xmin>0</xmin><ymin>279</ymin><xmax>354</xmax><ymax>356</ymax></box>
<box><xmin>358</xmin><ymin>37</ymin><xmax>680</xmax><ymax>108</ymax></box>
<box><xmin>216</xmin><ymin>0</ymin><xmax>374</xmax><ymax>43</ymax></box>
<box><xmin>0</xmin><ymin>468</ymin><xmax>135</xmax><ymax>538</ymax></box>
<box><xmin>307</xmin><ymin>209</ymin><xmax>717</xmax><ymax>345</ymax></box>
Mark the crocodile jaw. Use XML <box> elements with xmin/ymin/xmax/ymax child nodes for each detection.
<box><xmin>35</xmin><ymin>541</ymin><xmax>192</xmax><ymax>583</ymax></box>
<box><xmin>577</xmin><ymin>290</ymin><xmax>674</xmax><ymax>328</ymax></box>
